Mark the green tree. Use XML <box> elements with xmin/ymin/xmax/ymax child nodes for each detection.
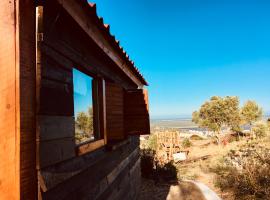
<box><xmin>241</xmin><ymin>100</ymin><xmax>262</xmax><ymax>125</ymax></box>
<box><xmin>192</xmin><ymin>111</ymin><xmax>200</xmax><ymax>124</ymax></box>
<box><xmin>192</xmin><ymin>96</ymin><xmax>241</xmax><ymax>135</ymax></box>
<box><xmin>75</xmin><ymin>107</ymin><xmax>94</xmax><ymax>142</ymax></box>
<box><xmin>252</xmin><ymin>122</ymin><xmax>268</xmax><ymax>138</ymax></box>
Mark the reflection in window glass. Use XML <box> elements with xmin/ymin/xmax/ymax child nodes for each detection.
<box><xmin>73</xmin><ymin>68</ymin><xmax>94</xmax><ymax>144</ymax></box>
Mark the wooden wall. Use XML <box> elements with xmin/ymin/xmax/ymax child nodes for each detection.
<box><xmin>37</xmin><ymin>0</ymin><xmax>140</xmax><ymax>170</ymax></box>
<box><xmin>1</xmin><ymin>0</ymin><xmax>147</xmax><ymax>199</ymax></box>
<box><xmin>40</xmin><ymin>136</ymin><xmax>141</xmax><ymax>200</ymax></box>
<box><xmin>37</xmin><ymin>52</ymin><xmax>76</xmax><ymax>168</ymax></box>
<box><xmin>36</xmin><ymin>1</ymin><xmax>145</xmax><ymax>199</ymax></box>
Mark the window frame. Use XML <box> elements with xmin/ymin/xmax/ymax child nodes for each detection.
<box><xmin>73</xmin><ymin>67</ymin><xmax>107</xmax><ymax>155</ymax></box>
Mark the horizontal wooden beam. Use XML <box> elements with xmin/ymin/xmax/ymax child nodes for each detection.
<box><xmin>76</xmin><ymin>139</ymin><xmax>105</xmax><ymax>156</ymax></box>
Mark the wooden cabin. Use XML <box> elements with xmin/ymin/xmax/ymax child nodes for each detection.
<box><xmin>0</xmin><ymin>0</ymin><xmax>150</xmax><ymax>199</ymax></box>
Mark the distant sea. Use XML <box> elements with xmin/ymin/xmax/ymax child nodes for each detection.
<box><xmin>151</xmin><ymin>114</ymin><xmax>270</xmax><ymax>129</ymax></box>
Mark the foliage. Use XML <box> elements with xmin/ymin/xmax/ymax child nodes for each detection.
<box><xmin>155</xmin><ymin>161</ymin><xmax>178</xmax><ymax>181</ymax></box>
<box><xmin>213</xmin><ymin>146</ymin><xmax>270</xmax><ymax>200</ymax></box>
<box><xmin>192</xmin><ymin>96</ymin><xmax>241</xmax><ymax>133</ymax></box>
<box><xmin>140</xmin><ymin>149</ymin><xmax>177</xmax><ymax>182</ymax></box>
<box><xmin>241</xmin><ymin>100</ymin><xmax>262</xmax><ymax>125</ymax></box>
<box><xmin>141</xmin><ymin>149</ymin><xmax>156</xmax><ymax>179</ymax></box>
<box><xmin>75</xmin><ymin>107</ymin><xmax>93</xmax><ymax>143</ymax></box>
<box><xmin>182</xmin><ymin>137</ymin><xmax>192</xmax><ymax>148</ymax></box>
<box><xmin>189</xmin><ymin>134</ymin><xmax>203</xmax><ymax>140</ymax></box>
<box><xmin>147</xmin><ymin>134</ymin><xmax>158</xmax><ymax>151</ymax></box>
<box><xmin>251</xmin><ymin>122</ymin><xmax>268</xmax><ymax>138</ymax></box>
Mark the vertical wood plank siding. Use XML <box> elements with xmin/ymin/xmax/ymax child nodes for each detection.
<box><xmin>124</xmin><ymin>89</ymin><xmax>150</xmax><ymax>135</ymax></box>
<box><xmin>105</xmin><ymin>82</ymin><xmax>125</xmax><ymax>141</ymax></box>
<box><xmin>19</xmin><ymin>1</ymin><xmax>37</xmax><ymax>198</ymax></box>
<box><xmin>0</xmin><ymin>1</ymin><xmax>19</xmax><ymax>199</ymax></box>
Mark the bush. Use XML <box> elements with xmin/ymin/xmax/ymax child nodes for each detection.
<box><xmin>140</xmin><ymin>149</ymin><xmax>177</xmax><ymax>182</ymax></box>
<box><xmin>140</xmin><ymin>149</ymin><xmax>155</xmax><ymax>179</ymax></box>
<box><xmin>213</xmin><ymin>146</ymin><xmax>270</xmax><ymax>200</ymax></box>
<box><xmin>147</xmin><ymin>134</ymin><xmax>158</xmax><ymax>151</ymax></box>
<box><xmin>189</xmin><ymin>134</ymin><xmax>203</xmax><ymax>140</ymax></box>
<box><xmin>182</xmin><ymin>138</ymin><xmax>192</xmax><ymax>148</ymax></box>
<box><xmin>252</xmin><ymin>122</ymin><xmax>268</xmax><ymax>138</ymax></box>
<box><xmin>155</xmin><ymin>161</ymin><xmax>177</xmax><ymax>181</ymax></box>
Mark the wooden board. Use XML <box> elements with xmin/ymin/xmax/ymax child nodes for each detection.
<box><xmin>0</xmin><ymin>1</ymin><xmax>19</xmax><ymax>199</ymax></box>
<box><xmin>38</xmin><ymin>138</ymin><xmax>75</xmax><ymax>169</ymax></box>
<box><xmin>38</xmin><ymin>115</ymin><xmax>75</xmax><ymax>141</ymax></box>
<box><xmin>124</xmin><ymin>89</ymin><xmax>150</xmax><ymax>135</ymax></box>
<box><xmin>105</xmin><ymin>82</ymin><xmax>125</xmax><ymax>141</ymax></box>
<box><xmin>19</xmin><ymin>1</ymin><xmax>37</xmax><ymax>199</ymax></box>
<box><xmin>76</xmin><ymin>139</ymin><xmax>105</xmax><ymax>156</ymax></box>
<box><xmin>39</xmin><ymin>78</ymin><xmax>74</xmax><ymax>116</ymax></box>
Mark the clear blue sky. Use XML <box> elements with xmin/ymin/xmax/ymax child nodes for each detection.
<box><xmin>73</xmin><ymin>69</ymin><xmax>93</xmax><ymax>117</ymax></box>
<box><xmin>90</xmin><ymin>0</ymin><xmax>270</xmax><ymax>118</ymax></box>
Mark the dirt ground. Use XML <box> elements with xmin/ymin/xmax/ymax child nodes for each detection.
<box><xmin>139</xmin><ymin>179</ymin><xmax>207</xmax><ymax>200</ymax></box>
<box><xmin>140</xmin><ymin>138</ymin><xmax>240</xmax><ymax>200</ymax></box>
<box><xmin>176</xmin><ymin>138</ymin><xmax>237</xmax><ymax>200</ymax></box>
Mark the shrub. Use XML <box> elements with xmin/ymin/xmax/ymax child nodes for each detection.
<box><xmin>155</xmin><ymin>161</ymin><xmax>177</xmax><ymax>181</ymax></box>
<box><xmin>182</xmin><ymin>138</ymin><xmax>192</xmax><ymax>148</ymax></box>
<box><xmin>140</xmin><ymin>149</ymin><xmax>177</xmax><ymax>182</ymax></box>
<box><xmin>147</xmin><ymin>134</ymin><xmax>158</xmax><ymax>151</ymax></box>
<box><xmin>252</xmin><ymin>122</ymin><xmax>268</xmax><ymax>138</ymax></box>
<box><xmin>140</xmin><ymin>149</ymin><xmax>155</xmax><ymax>179</ymax></box>
<box><xmin>189</xmin><ymin>134</ymin><xmax>203</xmax><ymax>140</ymax></box>
<box><xmin>213</xmin><ymin>146</ymin><xmax>270</xmax><ymax>200</ymax></box>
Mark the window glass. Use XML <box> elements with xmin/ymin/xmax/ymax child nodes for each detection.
<box><xmin>73</xmin><ymin>68</ymin><xmax>94</xmax><ymax>144</ymax></box>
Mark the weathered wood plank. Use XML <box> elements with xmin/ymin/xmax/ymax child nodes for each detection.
<box><xmin>0</xmin><ymin>1</ymin><xmax>20</xmax><ymax>199</ymax></box>
<box><xmin>76</xmin><ymin>139</ymin><xmax>105</xmax><ymax>156</ymax></box>
<box><xmin>38</xmin><ymin>115</ymin><xmax>75</xmax><ymax>141</ymax></box>
<box><xmin>41</xmin><ymin>137</ymin><xmax>139</xmax><ymax>200</ymax></box>
<box><xmin>41</xmin><ymin>55</ymin><xmax>73</xmax><ymax>83</ymax></box>
<box><xmin>39</xmin><ymin>78</ymin><xmax>74</xmax><ymax>116</ymax></box>
<box><xmin>124</xmin><ymin>89</ymin><xmax>150</xmax><ymax>135</ymax></box>
<box><xmin>106</xmin><ymin>82</ymin><xmax>125</xmax><ymax>141</ymax></box>
<box><xmin>38</xmin><ymin>138</ymin><xmax>75</xmax><ymax>168</ymax></box>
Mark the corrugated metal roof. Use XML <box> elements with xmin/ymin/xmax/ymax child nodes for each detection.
<box><xmin>87</xmin><ymin>2</ymin><xmax>148</xmax><ymax>86</ymax></box>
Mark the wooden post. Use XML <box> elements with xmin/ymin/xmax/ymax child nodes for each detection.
<box><xmin>36</xmin><ymin>5</ymin><xmax>43</xmax><ymax>199</ymax></box>
<box><xmin>0</xmin><ymin>1</ymin><xmax>20</xmax><ymax>199</ymax></box>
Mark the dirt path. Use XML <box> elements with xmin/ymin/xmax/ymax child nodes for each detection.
<box><xmin>140</xmin><ymin>179</ymin><xmax>221</xmax><ymax>200</ymax></box>
<box><xmin>188</xmin><ymin>181</ymin><xmax>221</xmax><ymax>200</ymax></box>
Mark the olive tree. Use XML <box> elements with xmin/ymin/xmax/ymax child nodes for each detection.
<box><xmin>192</xmin><ymin>96</ymin><xmax>241</xmax><ymax>142</ymax></box>
<box><xmin>241</xmin><ymin>100</ymin><xmax>262</xmax><ymax>125</ymax></box>
<box><xmin>75</xmin><ymin>107</ymin><xmax>93</xmax><ymax>142</ymax></box>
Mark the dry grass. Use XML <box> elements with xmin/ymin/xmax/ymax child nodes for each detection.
<box><xmin>212</xmin><ymin>137</ymin><xmax>270</xmax><ymax>200</ymax></box>
<box><xmin>175</xmin><ymin>137</ymin><xmax>259</xmax><ymax>199</ymax></box>
<box><xmin>142</xmin><ymin>129</ymin><xmax>270</xmax><ymax>199</ymax></box>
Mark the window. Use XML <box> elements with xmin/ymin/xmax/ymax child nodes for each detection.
<box><xmin>73</xmin><ymin>68</ymin><xmax>95</xmax><ymax>144</ymax></box>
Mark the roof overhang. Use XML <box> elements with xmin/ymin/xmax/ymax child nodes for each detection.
<box><xmin>55</xmin><ymin>0</ymin><xmax>148</xmax><ymax>87</ymax></box>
